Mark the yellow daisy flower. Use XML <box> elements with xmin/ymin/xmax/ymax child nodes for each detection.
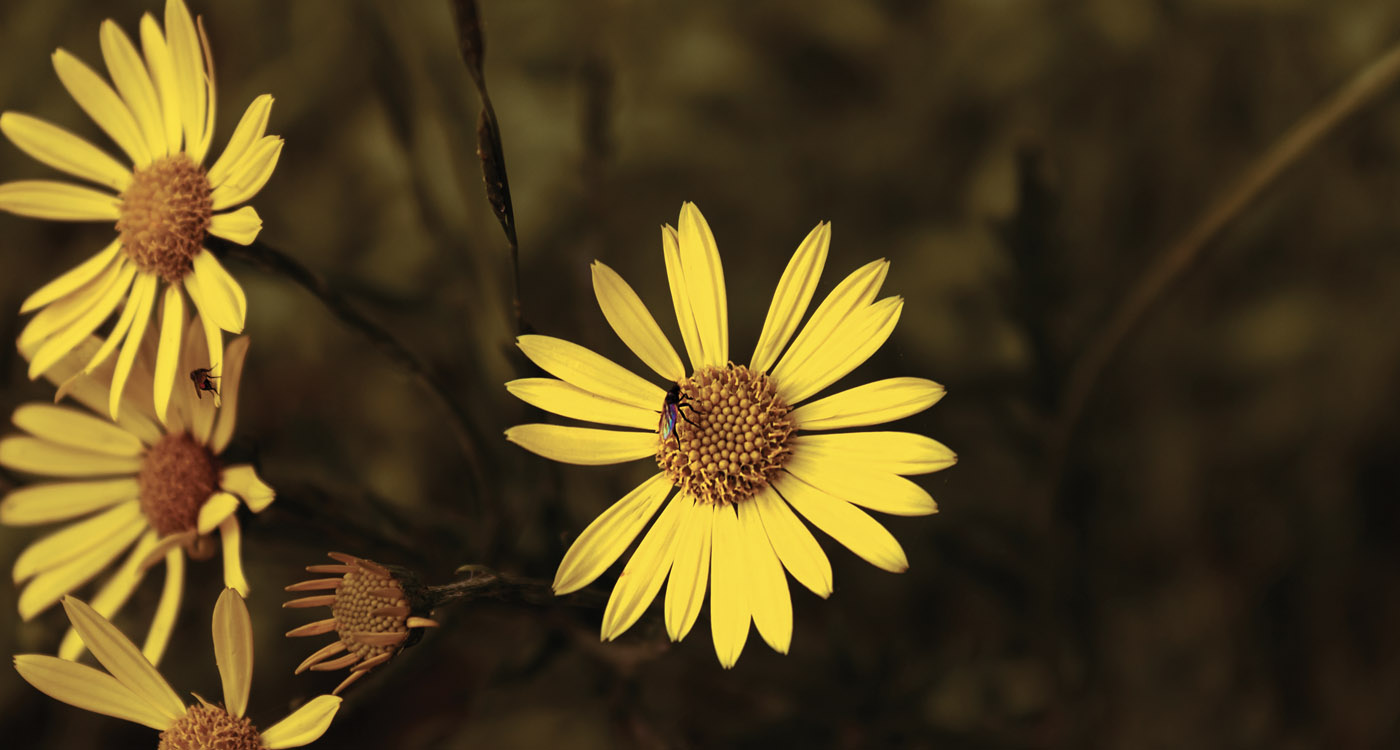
<box><xmin>506</xmin><ymin>202</ymin><xmax>955</xmax><ymax>667</ymax></box>
<box><xmin>0</xmin><ymin>0</ymin><xmax>282</xmax><ymax>424</ymax></box>
<box><xmin>15</xmin><ymin>589</ymin><xmax>342</xmax><ymax>748</ymax></box>
<box><xmin>0</xmin><ymin>313</ymin><xmax>273</xmax><ymax>665</ymax></box>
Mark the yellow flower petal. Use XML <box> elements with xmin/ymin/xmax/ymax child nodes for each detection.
<box><xmin>770</xmin><ymin>258</ymin><xmax>888</xmax><ymax>388</ymax></box>
<box><xmin>209</xmin><ymin>336</ymin><xmax>250</xmax><ymax>453</ymax></box>
<box><xmin>21</xmin><ymin>328</ymin><xmax>161</xmax><ymax>442</ymax></box>
<box><xmin>137</xmin><ymin>533</ymin><xmax>189</xmax><ymax>576</ymax></box>
<box><xmin>62</xmin><ymin>594</ymin><xmax>186</xmax><ymax>721</ymax></box>
<box><xmin>664</xmin><ymin>495</ymin><xmax>712</xmax><ymax>642</ymax></box>
<box><xmin>210</xmin><ymin>136</ymin><xmax>282</xmax><ymax>211</ymax></box>
<box><xmin>784</xmin><ymin>451</ymin><xmax>935</xmax><ymax>517</ymax></box>
<box><xmin>196</xmin><ymin>491</ymin><xmax>240</xmax><ymax>535</ymax></box>
<box><xmin>99</xmin><ymin>20</ymin><xmax>167</xmax><ymax>159</ymax></box>
<box><xmin>219</xmin><ymin>464</ymin><xmax>274</xmax><ymax>513</ymax></box>
<box><xmin>138</xmin><ymin>13</ymin><xmax>182</xmax><ymax>154</ymax></box>
<box><xmin>12</xmin><ymin>404</ymin><xmax>144</xmax><ymax>457</ymax></box>
<box><xmin>19</xmin><ymin>240</ymin><xmax>123</xmax><ymax>315</ymax></box>
<box><xmin>13</xmin><ymin>500</ymin><xmax>143</xmax><ymax>582</ymax></box>
<box><xmin>212</xmin><ymin>588</ymin><xmax>253</xmax><ymax>718</ymax></box>
<box><xmin>750</xmin><ymin>221</ymin><xmax>829</xmax><ymax>373</ymax></box>
<box><xmin>708</xmin><ymin>503</ymin><xmax>749</xmax><ymax>668</ymax></box>
<box><xmin>0</xmin><ymin>179</ymin><xmax>120</xmax><ymax>221</ymax></box>
<box><xmin>14</xmin><ymin>654</ymin><xmax>174</xmax><ymax>731</ymax></box>
<box><xmin>517</xmin><ymin>335</ymin><xmax>666</xmax><ymax>411</ymax></box>
<box><xmin>189</xmin><ymin>249</ymin><xmax>247</xmax><ymax>333</ymax></box>
<box><xmin>81</xmin><ymin>272</ymin><xmax>151</xmax><ymax>376</ymax></box>
<box><xmin>207</xmin><ymin>95</ymin><xmax>273</xmax><ymax>189</ymax></box>
<box><xmin>775</xmin><ymin>474</ymin><xmax>908</xmax><ymax>573</ymax></box>
<box><xmin>601</xmin><ymin>493</ymin><xmax>685</xmax><ymax>640</ymax></box>
<box><xmin>28</xmin><ymin>262</ymin><xmax>137</xmax><ymax>380</ymax></box>
<box><xmin>0</xmin><ymin>113</ymin><xmax>131</xmax><ymax>191</ymax></box>
<box><xmin>142</xmin><ymin>548</ymin><xmax>183</xmax><ymax>664</ymax></box>
<box><xmin>153</xmin><ymin>283</ymin><xmax>185</xmax><ymax>424</ymax></box>
<box><xmin>752</xmin><ymin>485</ymin><xmax>832</xmax><ymax>598</ymax></box>
<box><xmin>737</xmin><ymin>499</ymin><xmax>792</xmax><ymax>654</ymax></box>
<box><xmin>792</xmin><ymin>432</ymin><xmax>955</xmax><ymax>475</ymax></box>
<box><xmin>259</xmin><ymin>695</ymin><xmax>343</xmax><ymax>749</ymax></box>
<box><xmin>19</xmin><ymin>254</ymin><xmax>124</xmax><ymax>352</ymax></box>
<box><xmin>505</xmin><ymin>424</ymin><xmax>656</xmax><ymax>466</ymax></box>
<box><xmin>0</xmin><ymin>477</ymin><xmax>139</xmax><ymax>526</ymax></box>
<box><xmin>553</xmin><ymin>473</ymin><xmax>672</xmax><ymax>595</ymax></box>
<box><xmin>207</xmin><ymin>205</ymin><xmax>263</xmax><ymax>244</ymax></box>
<box><xmin>171</xmin><ymin>309</ymin><xmax>215</xmax><ymax>442</ymax></box>
<box><xmin>661</xmin><ymin>223</ymin><xmax>706</xmax><ymax>371</ymax></box>
<box><xmin>676</xmin><ymin>202</ymin><xmax>728</xmax><ymax>367</ymax></box>
<box><xmin>788</xmin><ymin>377</ymin><xmax>945</xmax><ymax>431</ymax></box>
<box><xmin>110</xmin><ymin>274</ymin><xmax>160</xmax><ymax>421</ymax></box>
<box><xmin>220</xmin><ymin>515</ymin><xmax>249</xmax><ymax>596</ymax></box>
<box><xmin>591</xmin><ymin>261</ymin><xmax>685</xmax><ymax>382</ymax></box>
<box><xmin>58</xmin><ymin>531</ymin><xmax>158</xmax><ymax>661</ymax></box>
<box><xmin>193</xmin><ymin>308</ymin><xmax>222</xmax><ymax>442</ymax></box>
<box><xmin>505</xmin><ymin>378</ymin><xmax>657</xmax><ymax>431</ymax></box>
<box><xmin>52</xmin><ymin>48</ymin><xmax>151</xmax><ymax>167</ymax></box>
<box><xmin>778</xmin><ymin>296</ymin><xmax>903</xmax><ymax>405</ymax></box>
<box><xmin>0</xmin><ymin>436</ymin><xmax>143</xmax><ymax>478</ymax></box>
<box><xmin>18</xmin><ymin>515</ymin><xmax>146</xmax><ymax>620</ymax></box>
<box><xmin>164</xmin><ymin>0</ymin><xmax>206</xmax><ymax>162</ymax></box>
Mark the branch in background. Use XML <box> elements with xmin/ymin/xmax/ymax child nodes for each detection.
<box><xmin>450</xmin><ymin>0</ymin><xmax>526</xmax><ymax>336</ymax></box>
<box><xmin>212</xmin><ymin>237</ymin><xmax>489</xmax><ymax>502</ymax></box>
<box><xmin>1049</xmin><ymin>38</ymin><xmax>1400</xmax><ymax>493</ymax></box>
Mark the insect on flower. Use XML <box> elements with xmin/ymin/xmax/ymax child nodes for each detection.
<box><xmin>658</xmin><ymin>382</ymin><xmax>704</xmax><ymax>447</ymax></box>
<box><xmin>190</xmin><ymin>365</ymin><xmax>222</xmax><ymax>407</ymax></box>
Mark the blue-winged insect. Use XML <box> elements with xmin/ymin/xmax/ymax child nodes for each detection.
<box><xmin>658</xmin><ymin>382</ymin><xmax>704</xmax><ymax>447</ymax></box>
<box><xmin>189</xmin><ymin>364</ymin><xmax>222</xmax><ymax>407</ymax></box>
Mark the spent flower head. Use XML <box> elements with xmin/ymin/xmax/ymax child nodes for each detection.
<box><xmin>14</xmin><ymin>589</ymin><xmax>341</xmax><ymax>748</ymax></box>
<box><xmin>0</xmin><ymin>0</ymin><xmax>283</xmax><ymax>424</ymax></box>
<box><xmin>506</xmin><ymin>202</ymin><xmax>954</xmax><ymax>667</ymax></box>
<box><xmin>285</xmin><ymin>552</ymin><xmax>440</xmax><ymax>695</ymax></box>
<box><xmin>0</xmin><ymin>319</ymin><xmax>272</xmax><ymax>664</ymax></box>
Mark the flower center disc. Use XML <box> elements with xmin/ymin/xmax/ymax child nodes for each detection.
<box><xmin>333</xmin><ymin>563</ymin><xmax>410</xmax><ymax>661</ymax></box>
<box><xmin>656</xmin><ymin>364</ymin><xmax>794</xmax><ymax>506</ymax></box>
<box><xmin>158</xmin><ymin>703</ymin><xmax>260</xmax><ymax>750</ymax></box>
<box><xmin>117</xmin><ymin>154</ymin><xmax>213</xmax><ymax>283</ymax></box>
<box><xmin>138</xmin><ymin>433</ymin><xmax>219</xmax><ymax>540</ymax></box>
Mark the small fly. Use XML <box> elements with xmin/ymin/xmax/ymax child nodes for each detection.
<box><xmin>658</xmin><ymin>383</ymin><xmax>703</xmax><ymax>447</ymax></box>
<box><xmin>189</xmin><ymin>365</ymin><xmax>222</xmax><ymax>407</ymax></box>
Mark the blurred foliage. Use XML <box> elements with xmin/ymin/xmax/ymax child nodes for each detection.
<box><xmin>2</xmin><ymin>0</ymin><xmax>1400</xmax><ymax>748</ymax></box>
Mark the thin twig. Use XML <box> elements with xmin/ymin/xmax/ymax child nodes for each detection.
<box><xmin>426</xmin><ymin>566</ymin><xmax>607</xmax><ymax>610</ymax></box>
<box><xmin>450</xmin><ymin>0</ymin><xmax>526</xmax><ymax>336</ymax></box>
<box><xmin>1048</xmin><ymin>38</ymin><xmax>1400</xmax><ymax>496</ymax></box>
<box><xmin>212</xmin><ymin>237</ymin><xmax>488</xmax><ymax>497</ymax></box>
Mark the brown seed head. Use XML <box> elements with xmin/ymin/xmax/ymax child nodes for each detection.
<box><xmin>285</xmin><ymin>553</ymin><xmax>439</xmax><ymax>694</ymax></box>
<box><xmin>332</xmin><ymin>557</ymin><xmax>411</xmax><ymax>662</ymax></box>
<box><xmin>157</xmin><ymin>703</ymin><xmax>259</xmax><ymax>750</ymax></box>
<box><xmin>656</xmin><ymin>364</ymin><xmax>794</xmax><ymax>505</ymax></box>
<box><xmin>117</xmin><ymin>153</ymin><xmax>213</xmax><ymax>283</ymax></box>
<box><xmin>138</xmin><ymin>432</ymin><xmax>219</xmax><ymax>541</ymax></box>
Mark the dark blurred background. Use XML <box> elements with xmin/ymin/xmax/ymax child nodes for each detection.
<box><xmin>2</xmin><ymin>0</ymin><xmax>1400</xmax><ymax>747</ymax></box>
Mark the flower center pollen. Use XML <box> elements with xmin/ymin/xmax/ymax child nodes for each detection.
<box><xmin>138</xmin><ymin>433</ymin><xmax>219</xmax><ymax>542</ymax></box>
<box><xmin>158</xmin><ymin>703</ymin><xmax>260</xmax><ymax>750</ymax></box>
<box><xmin>333</xmin><ymin>560</ymin><xmax>411</xmax><ymax>662</ymax></box>
<box><xmin>656</xmin><ymin>364</ymin><xmax>794</xmax><ymax>506</ymax></box>
<box><xmin>117</xmin><ymin>154</ymin><xmax>213</xmax><ymax>283</ymax></box>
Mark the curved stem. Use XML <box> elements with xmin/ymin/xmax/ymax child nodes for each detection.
<box><xmin>1049</xmin><ymin>38</ymin><xmax>1400</xmax><ymax>494</ymax></box>
<box><xmin>426</xmin><ymin>567</ymin><xmax>607</xmax><ymax>611</ymax></box>
<box><xmin>213</xmin><ymin>237</ymin><xmax>489</xmax><ymax>498</ymax></box>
